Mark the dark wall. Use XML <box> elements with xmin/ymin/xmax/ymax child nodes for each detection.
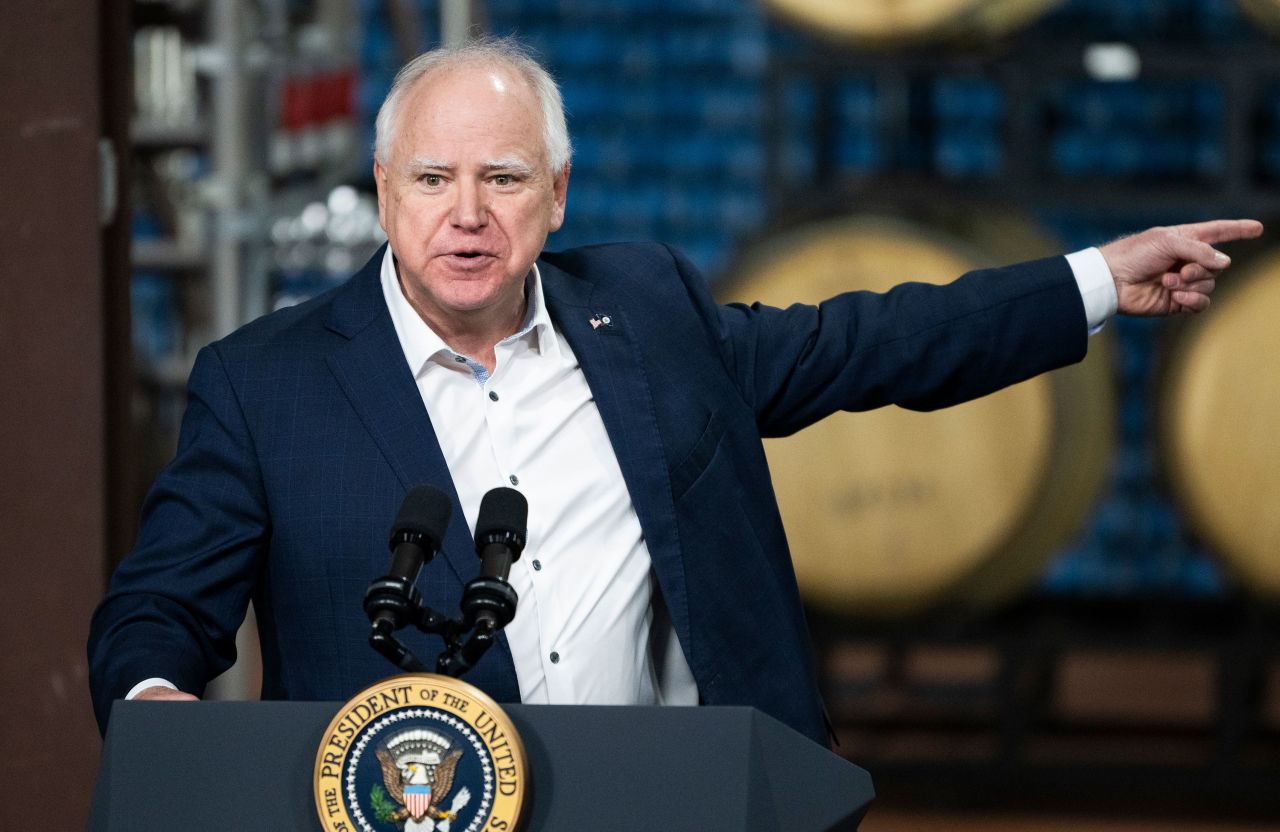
<box><xmin>0</xmin><ymin>0</ymin><xmax>125</xmax><ymax>826</ymax></box>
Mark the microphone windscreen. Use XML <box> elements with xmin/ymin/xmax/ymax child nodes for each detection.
<box><xmin>476</xmin><ymin>487</ymin><xmax>528</xmax><ymax>538</ymax></box>
<box><xmin>393</xmin><ymin>485</ymin><xmax>452</xmax><ymax>548</ymax></box>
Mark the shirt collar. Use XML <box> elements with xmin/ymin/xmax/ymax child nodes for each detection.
<box><xmin>521</xmin><ymin>261</ymin><xmax>561</xmax><ymax>359</ymax></box>
<box><xmin>379</xmin><ymin>245</ymin><xmax>562</xmax><ymax>376</ymax></box>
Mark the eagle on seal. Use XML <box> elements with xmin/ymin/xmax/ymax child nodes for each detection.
<box><xmin>376</xmin><ymin>746</ymin><xmax>472</xmax><ymax>831</ymax></box>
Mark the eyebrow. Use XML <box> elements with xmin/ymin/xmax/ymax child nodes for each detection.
<box><xmin>482</xmin><ymin>157</ymin><xmax>537</xmax><ymax>177</ymax></box>
<box><xmin>406</xmin><ymin>156</ymin><xmax>452</xmax><ymax>175</ymax></box>
<box><xmin>404</xmin><ymin>155</ymin><xmax>537</xmax><ymax>177</ymax></box>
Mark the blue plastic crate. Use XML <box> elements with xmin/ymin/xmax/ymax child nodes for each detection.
<box><xmin>835</xmin><ymin>132</ymin><xmax>883</xmax><ymax>171</ymax></box>
<box><xmin>933</xmin><ymin>77</ymin><xmax>1002</xmax><ymax>124</ymax></box>
<box><xmin>934</xmin><ymin>131</ymin><xmax>1003</xmax><ymax>177</ymax></box>
<box><xmin>131</xmin><ymin>272</ymin><xmax>180</xmax><ymax>364</ymax></box>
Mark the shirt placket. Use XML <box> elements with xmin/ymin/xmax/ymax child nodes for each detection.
<box><xmin>485</xmin><ymin>335</ymin><xmax>571</xmax><ymax>701</ymax></box>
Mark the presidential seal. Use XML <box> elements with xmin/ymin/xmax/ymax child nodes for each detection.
<box><xmin>314</xmin><ymin>675</ymin><xmax>528</xmax><ymax>832</ymax></box>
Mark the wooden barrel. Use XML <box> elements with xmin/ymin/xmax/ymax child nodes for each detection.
<box><xmin>763</xmin><ymin>0</ymin><xmax>1064</xmax><ymax>47</ymax></box>
<box><xmin>721</xmin><ymin>213</ymin><xmax>1114</xmax><ymax>617</ymax></box>
<box><xmin>1159</xmin><ymin>253</ymin><xmax>1280</xmax><ymax>595</ymax></box>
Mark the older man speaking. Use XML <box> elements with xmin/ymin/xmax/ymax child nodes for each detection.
<box><xmin>89</xmin><ymin>37</ymin><xmax>1262</xmax><ymax>747</ymax></box>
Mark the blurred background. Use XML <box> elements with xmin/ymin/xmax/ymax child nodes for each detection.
<box><xmin>4</xmin><ymin>0</ymin><xmax>1280</xmax><ymax>828</ymax></box>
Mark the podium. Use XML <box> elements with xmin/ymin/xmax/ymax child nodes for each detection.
<box><xmin>90</xmin><ymin>701</ymin><xmax>873</xmax><ymax>830</ymax></box>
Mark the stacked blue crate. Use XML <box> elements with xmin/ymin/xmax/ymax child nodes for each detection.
<box><xmin>1048</xmin><ymin>81</ymin><xmax>1224</xmax><ymax>180</ymax></box>
<box><xmin>490</xmin><ymin>10</ymin><xmax>769</xmax><ymax>278</ymax></box>
<box><xmin>764</xmin><ymin>24</ymin><xmax>886</xmax><ymax>179</ymax></box>
<box><xmin>1038</xmin><ymin>0</ymin><xmax>1256</xmax><ymax>41</ymax></box>
<box><xmin>932</xmin><ymin>77</ymin><xmax>1003</xmax><ymax>178</ymax></box>
<box><xmin>834</xmin><ymin>80</ymin><xmax>883</xmax><ymax>172</ymax></box>
<box><xmin>777</xmin><ymin>79</ymin><xmax>817</xmax><ymax>181</ymax></box>
<box><xmin>768</xmin><ymin>50</ymin><xmax>1006</xmax><ymax>180</ymax></box>
<box><xmin>131</xmin><ymin>273</ymin><xmax>179</xmax><ymax>365</ymax></box>
<box><xmin>130</xmin><ymin>207</ymin><xmax>182</xmax><ymax>370</ymax></box>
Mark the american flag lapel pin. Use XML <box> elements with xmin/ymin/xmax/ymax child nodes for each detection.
<box><xmin>589</xmin><ymin>312</ymin><xmax>613</xmax><ymax>330</ymax></box>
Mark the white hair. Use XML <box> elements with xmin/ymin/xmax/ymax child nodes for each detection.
<box><xmin>373</xmin><ymin>36</ymin><xmax>572</xmax><ymax>175</ymax></box>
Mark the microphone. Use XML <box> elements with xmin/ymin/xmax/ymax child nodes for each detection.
<box><xmin>462</xmin><ymin>487</ymin><xmax>527</xmax><ymax>633</ymax></box>
<box><xmin>364</xmin><ymin>485</ymin><xmax>452</xmax><ymax>632</ymax></box>
<box><xmin>476</xmin><ymin>487</ymin><xmax>528</xmax><ymax>581</ymax></box>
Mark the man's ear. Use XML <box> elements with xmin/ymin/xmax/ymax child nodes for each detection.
<box><xmin>373</xmin><ymin>159</ymin><xmax>389</xmax><ymax>230</ymax></box>
<box><xmin>549</xmin><ymin>163</ymin><xmax>571</xmax><ymax>232</ymax></box>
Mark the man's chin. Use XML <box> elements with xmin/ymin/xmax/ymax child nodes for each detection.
<box><xmin>432</xmin><ymin>280</ymin><xmax>521</xmax><ymax>318</ymax></box>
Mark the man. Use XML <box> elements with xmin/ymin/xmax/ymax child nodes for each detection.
<box><xmin>88</xmin><ymin>38</ymin><xmax>1261</xmax><ymax>746</ymax></box>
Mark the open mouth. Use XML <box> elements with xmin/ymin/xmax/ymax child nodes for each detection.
<box><xmin>443</xmin><ymin>246</ymin><xmax>496</xmax><ymax>259</ymax></box>
<box><xmin>439</xmin><ymin>249</ymin><xmax>496</xmax><ymax>268</ymax></box>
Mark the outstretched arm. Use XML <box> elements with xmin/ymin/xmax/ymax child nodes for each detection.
<box><xmin>1100</xmin><ymin>219</ymin><xmax>1263</xmax><ymax>315</ymax></box>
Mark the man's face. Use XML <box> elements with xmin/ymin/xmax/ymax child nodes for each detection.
<box><xmin>374</xmin><ymin>65</ymin><xmax>568</xmax><ymax>327</ymax></box>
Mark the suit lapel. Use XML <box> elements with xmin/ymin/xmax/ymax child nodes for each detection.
<box><xmin>323</xmin><ymin>253</ymin><xmax>521</xmax><ymax>692</ymax></box>
<box><xmin>321</xmin><ymin>252</ymin><xmax>479</xmax><ymax>588</ymax></box>
<box><xmin>538</xmin><ymin>259</ymin><xmax>693</xmax><ymax>656</ymax></box>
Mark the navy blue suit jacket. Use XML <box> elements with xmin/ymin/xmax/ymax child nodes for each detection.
<box><xmin>89</xmin><ymin>242</ymin><xmax>1087</xmax><ymax>744</ymax></box>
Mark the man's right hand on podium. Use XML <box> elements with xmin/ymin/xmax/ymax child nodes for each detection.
<box><xmin>133</xmin><ymin>685</ymin><xmax>199</xmax><ymax>702</ymax></box>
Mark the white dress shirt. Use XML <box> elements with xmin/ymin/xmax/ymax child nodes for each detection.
<box><xmin>381</xmin><ymin>248</ymin><xmax>699</xmax><ymax>706</ymax></box>
<box><xmin>124</xmin><ymin>246</ymin><xmax>1116</xmax><ymax>702</ymax></box>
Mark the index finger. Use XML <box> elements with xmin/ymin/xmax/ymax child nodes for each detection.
<box><xmin>1168</xmin><ymin>219</ymin><xmax>1264</xmax><ymax>245</ymax></box>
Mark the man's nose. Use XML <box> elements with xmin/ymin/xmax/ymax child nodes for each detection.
<box><xmin>450</xmin><ymin>180</ymin><xmax>487</xmax><ymax>230</ymax></box>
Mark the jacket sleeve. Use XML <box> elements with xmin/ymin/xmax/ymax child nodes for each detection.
<box><xmin>663</xmin><ymin>245</ymin><xmax>1090</xmax><ymax>439</ymax></box>
<box><xmin>87</xmin><ymin>343</ymin><xmax>270</xmax><ymax>733</ymax></box>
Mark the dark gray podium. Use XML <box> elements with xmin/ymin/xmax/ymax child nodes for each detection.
<box><xmin>90</xmin><ymin>701</ymin><xmax>872</xmax><ymax>831</ymax></box>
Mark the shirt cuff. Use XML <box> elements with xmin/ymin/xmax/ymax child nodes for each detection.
<box><xmin>1065</xmin><ymin>247</ymin><xmax>1119</xmax><ymax>334</ymax></box>
<box><xmin>125</xmin><ymin>677</ymin><xmax>178</xmax><ymax>700</ymax></box>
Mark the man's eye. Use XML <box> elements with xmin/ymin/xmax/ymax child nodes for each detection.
<box><xmin>423</xmin><ymin>174</ymin><xmax>443</xmax><ymax>187</ymax></box>
<box><xmin>493</xmin><ymin>175</ymin><xmax>512</xmax><ymax>186</ymax></box>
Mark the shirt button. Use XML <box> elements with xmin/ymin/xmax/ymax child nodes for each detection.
<box><xmin>549</xmin><ymin>651</ymin><xmax>560</xmax><ymax>664</ymax></box>
<box><xmin>509</xmin><ymin>474</ymin><xmax>519</xmax><ymax>486</ymax></box>
<box><xmin>488</xmin><ymin>391</ymin><xmax>499</xmax><ymax>402</ymax></box>
<box><xmin>531</xmin><ymin>559</ymin><xmax>542</xmax><ymax>571</ymax></box>
<box><xmin>454</xmin><ymin>355</ymin><xmax>466</xmax><ymax>363</ymax></box>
